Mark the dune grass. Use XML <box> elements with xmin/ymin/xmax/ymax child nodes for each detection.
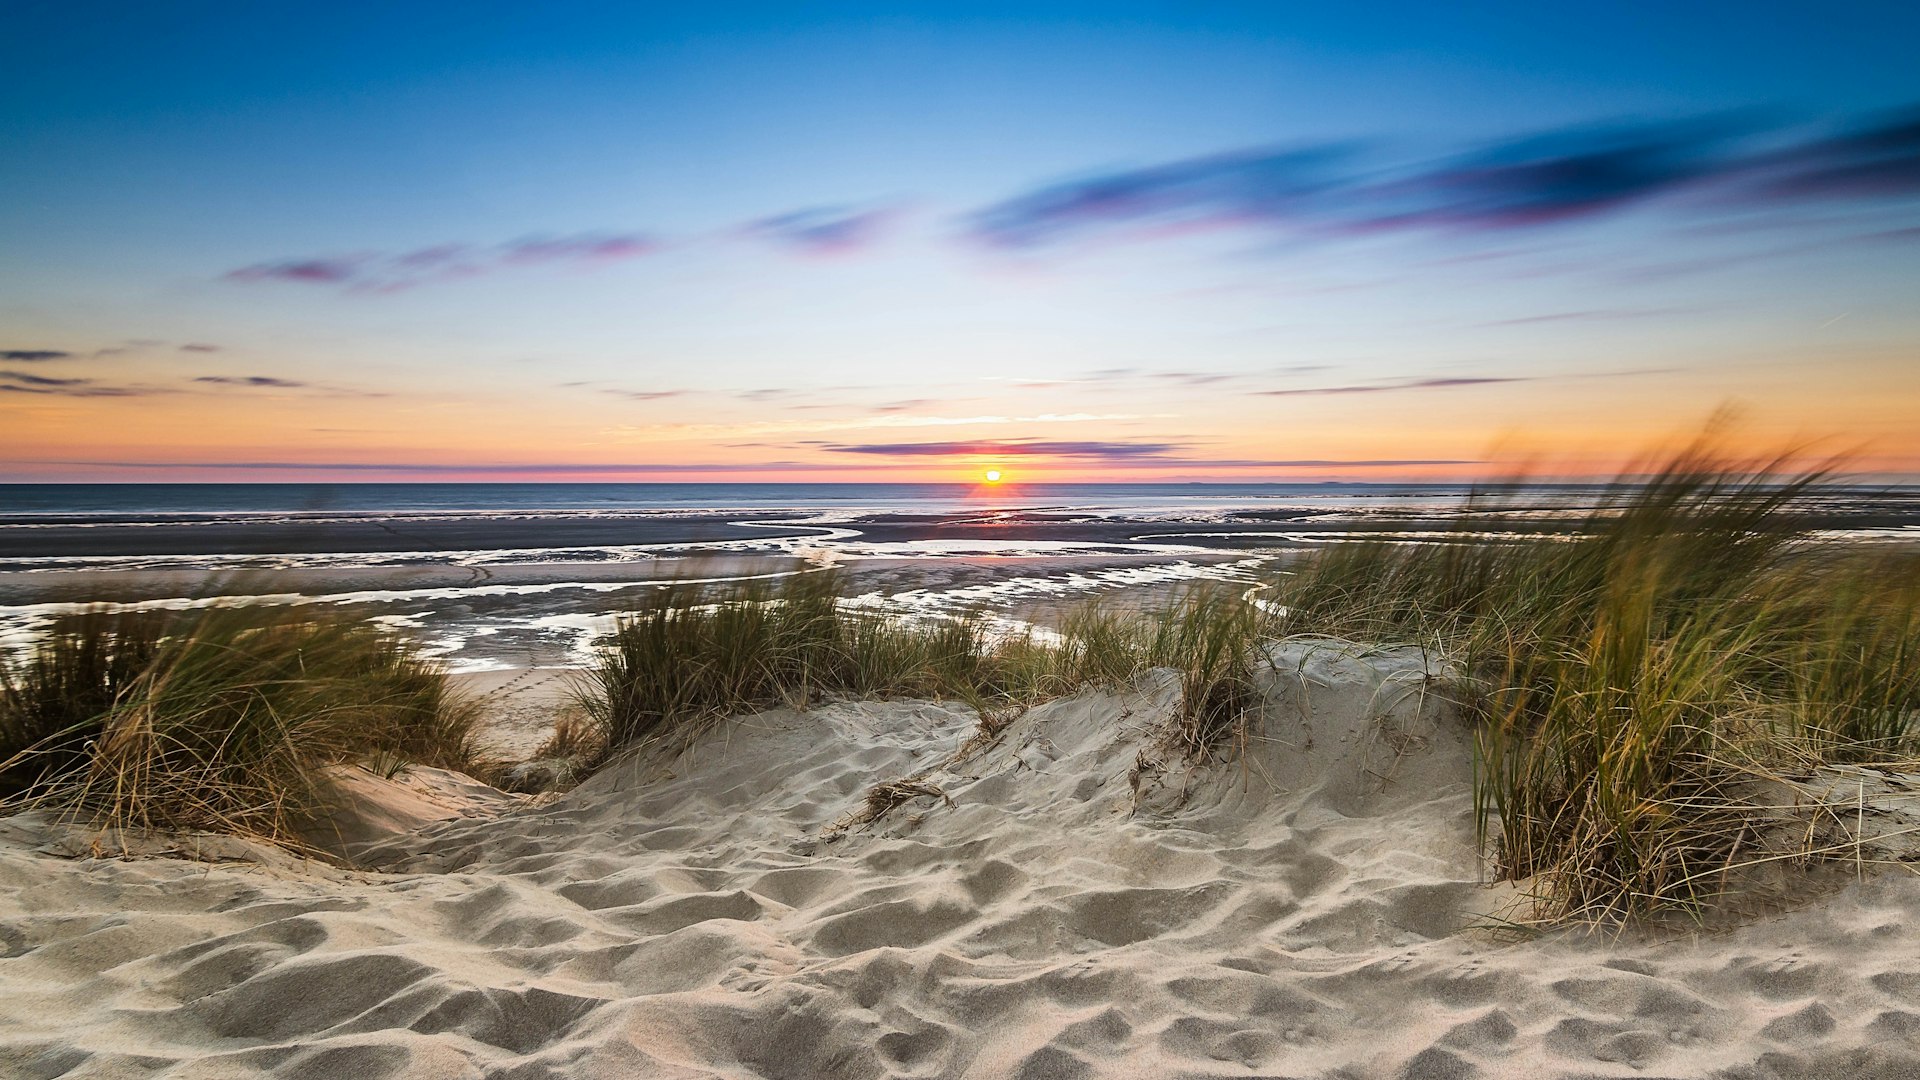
<box><xmin>1271</xmin><ymin>442</ymin><xmax>1920</xmax><ymax>921</ymax></box>
<box><xmin>0</xmin><ymin>607</ymin><xmax>479</xmax><ymax>849</ymax></box>
<box><xmin>581</xmin><ymin>572</ymin><xmax>1272</xmax><ymax>761</ymax></box>
<box><xmin>582</xmin><ymin>573</ymin><xmax>989</xmax><ymax>752</ymax></box>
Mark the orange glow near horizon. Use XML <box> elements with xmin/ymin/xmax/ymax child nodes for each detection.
<box><xmin>3</xmin><ymin>358</ymin><xmax>1919</xmax><ymax>484</ymax></box>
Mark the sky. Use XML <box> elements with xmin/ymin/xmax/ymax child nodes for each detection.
<box><xmin>2</xmin><ymin>1</ymin><xmax>1917</xmax><ymax>483</ymax></box>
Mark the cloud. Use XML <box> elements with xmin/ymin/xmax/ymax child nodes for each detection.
<box><xmin>1258</xmin><ymin>376</ymin><xmax>1529</xmax><ymax>397</ymax></box>
<box><xmin>226</xmin><ymin>231</ymin><xmax>659</xmax><ymax>291</ymax></box>
<box><xmin>603</xmin><ymin>389</ymin><xmax>686</xmax><ymax>401</ymax></box>
<box><xmin>501</xmin><ymin>234</ymin><xmax>657</xmax><ymax>265</ymax></box>
<box><xmin>965</xmin><ymin>108</ymin><xmax>1920</xmax><ymax>250</ymax></box>
<box><xmin>1480</xmin><ymin>310</ymin><xmax>1627</xmax><ymax>326</ymax></box>
<box><xmin>1752</xmin><ymin>107</ymin><xmax>1920</xmax><ymax>198</ymax></box>
<box><xmin>744</xmin><ymin>205</ymin><xmax>897</xmax><ymax>254</ymax></box>
<box><xmin>969</xmin><ymin>146</ymin><xmax>1351</xmax><ymax>249</ymax></box>
<box><xmin>1361</xmin><ymin>117</ymin><xmax>1748</xmax><ymax>230</ymax></box>
<box><xmin>0</xmin><ymin>376</ymin><xmax>167</xmax><ymax>398</ymax></box>
<box><xmin>228</xmin><ymin>258</ymin><xmax>364</xmax><ymax>285</ymax></box>
<box><xmin>0</xmin><ymin>349</ymin><xmax>72</xmax><ymax>362</ymax></box>
<box><xmin>178</xmin><ymin>343</ymin><xmax>221</xmax><ymax>353</ymax></box>
<box><xmin>1148</xmin><ymin>371</ymin><xmax>1238</xmax><ymax>387</ymax></box>
<box><xmin>56</xmin><ymin>459</ymin><xmax>905</xmax><ymax>475</ymax></box>
<box><xmin>0</xmin><ymin>370</ymin><xmax>89</xmax><ymax>387</ymax></box>
<box><xmin>201</xmin><ymin>105</ymin><xmax>1920</xmax><ymax>296</ymax></box>
<box><xmin>613</xmin><ymin>411</ymin><xmax>1155</xmax><ymax>442</ymax></box>
<box><xmin>193</xmin><ymin>375</ymin><xmax>307</xmax><ymax>388</ymax></box>
<box><xmin>824</xmin><ymin>439</ymin><xmax>1185</xmax><ymax>459</ymax></box>
<box><xmin>1166</xmin><ymin>458</ymin><xmax>1480</xmax><ymax>468</ymax></box>
<box><xmin>50</xmin><ymin>454</ymin><xmax>1479</xmax><ymax>477</ymax></box>
<box><xmin>808</xmin><ymin>437</ymin><xmax>1480</xmax><ymax>470</ymax></box>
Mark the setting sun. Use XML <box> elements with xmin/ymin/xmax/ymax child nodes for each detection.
<box><xmin>983</xmin><ymin>469</ymin><xmax>1002</xmax><ymax>484</ymax></box>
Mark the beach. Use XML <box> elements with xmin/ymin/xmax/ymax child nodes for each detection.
<box><xmin>5</xmin><ymin>481</ymin><xmax>1920</xmax><ymax>1078</ymax></box>
<box><xmin>11</xmin><ymin>4</ymin><xmax>1920</xmax><ymax>1074</ymax></box>
<box><xmin>5</xmin><ymin>639</ymin><xmax>1920</xmax><ymax>1077</ymax></box>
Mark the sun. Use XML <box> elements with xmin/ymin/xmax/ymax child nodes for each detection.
<box><xmin>983</xmin><ymin>469</ymin><xmax>1003</xmax><ymax>484</ymax></box>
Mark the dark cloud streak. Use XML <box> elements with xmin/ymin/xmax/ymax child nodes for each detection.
<box><xmin>227</xmin><ymin>232</ymin><xmax>660</xmax><ymax>291</ymax></box>
<box><xmin>745</xmin><ymin>205</ymin><xmax>896</xmax><ymax>254</ymax></box>
<box><xmin>55</xmin><ymin>460</ymin><xmax>905</xmax><ymax>475</ymax></box>
<box><xmin>966</xmin><ymin>108</ymin><xmax>1920</xmax><ymax>249</ymax></box>
<box><xmin>825</xmin><ymin>439</ymin><xmax>1185</xmax><ymax>459</ymax></box>
<box><xmin>1258</xmin><ymin>376</ymin><xmax>1529</xmax><ymax>397</ymax></box>
<box><xmin>603</xmin><ymin>389</ymin><xmax>686</xmax><ymax>401</ymax></box>
<box><xmin>193</xmin><ymin>376</ymin><xmax>308</xmax><ymax>388</ymax></box>
<box><xmin>0</xmin><ymin>370</ymin><xmax>90</xmax><ymax>387</ymax></box>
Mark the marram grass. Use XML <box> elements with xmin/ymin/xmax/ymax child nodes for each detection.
<box><xmin>0</xmin><ymin>607</ymin><xmax>480</xmax><ymax>850</ymax></box>
<box><xmin>1272</xmin><ymin>442</ymin><xmax>1920</xmax><ymax>921</ymax></box>
<box><xmin>580</xmin><ymin>573</ymin><xmax>1272</xmax><ymax>762</ymax></box>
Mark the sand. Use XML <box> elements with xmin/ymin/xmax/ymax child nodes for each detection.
<box><xmin>452</xmin><ymin>668</ymin><xmax>590</xmax><ymax>762</ymax></box>
<box><xmin>4</xmin><ymin>641</ymin><xmax>1920</xmax><ymax>1077</ymax></box>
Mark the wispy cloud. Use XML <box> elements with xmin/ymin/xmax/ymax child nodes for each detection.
<box><xmin>226</xmin><ymin>232</ymin><xmax>660</xmax><ymax>291</ymax></box>
<box><xmin>0</xmin><ymin>370</ymin><xmax>89</xmax><ymax>388</ymax></box>
<box><xmin>0</xmin><ymin>370</ymin><xmax>169</xmax><ymax>397</ymax></box>
<box><xmin>965</xmin><ymin>108</ymin><xmax>1920</xmax><ymax>250</ymax></box>
<box><xmin>816</xmin><ymin>437</ymin><xmax>1477</xmax><ymax>470</ymax></box>
<box><xmin>1164</xmin><ymin>458</ymin><xmax>1480</xmax><ymax>468</ymax></box>
<box><xmin>1257</xmin><ymin>376</ymin><xmax>1529</xmax><ymax>397</ymax></box>
<box><xmin>54</xmin><ymin>459</ymin><xmax>904</xmax><ymax>475</ymax></box>
<box><xmin>613</xmin><ymin>411</ymin><xmax>1153</xmax><ymax>442</ymax></box>
<box><xmin>0</xmin><ymin>349</ymin><xmax>73</xmax><ymax>362</ymax></box>
<box><xmin>1360</xmin><ymin>117</ymin><xmax>1747</xmax><ymax>231</ymax></box>
<box><xmin>825</xmin><ymin>439</ymin><xmax>1185</xmax><ymax>459</ymax></box>
<box><xmin>1153</xmin><ymin>372</ymin><xmax>1238</xmax><ymax>387</ymax></box>
<box><xmin>603</xmin><ymin>389</ymin><xmax>687</xmax><ymax>401</ymax></box>
<box><xmin>47</xmin><ymin>454</ymin><xmax>1478</xmax><ymax>477</ymax></box>
<box><xmin>969</xmin><ymin>145</ymin><xmax>1354</xmax><ymax>249</ymax></box>
<box><xmin>1477</xmin><ymin>306</ymin><xmax>1697</xmax><ymax>326</ymax></box>
<box><xmin>228</xmin><ymin>258</ymin><xmax>362</xmax><ymax>284</ymax></box>
<box><xmin>1750</xmin><ymin>108</ymin><xmax>1920</xmax><ymax>198</ymax></box>
<box><xmin>725</xmin><ymin>384</ymin><xmax>882</xmax><ymax>404</ymax></box>
<box><xmin>178</xmin><ymin>343</ymin><xmax>221</xmax><ymax>353</ymax></box>
<box><xmin>744</xmin><ymin>205</ymin><xmax>897</xmax><ymax>254</ymax></box>
<box><xmin>193</xmin><ymin>375</ymin><xmax>307</xmax><ymax>388</ymax></box>
<box><xmin>735</xmin><ymin>387</ymin><xmax>800</xmax><ymax>403</ymax></box>
<box><xmin>208</xmin><ymin>106</ymin><xmax>1920</xmax><ymax>298</ymax></box>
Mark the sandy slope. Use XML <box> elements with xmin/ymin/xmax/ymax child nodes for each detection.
<box><xmin>5</xmin><ymin>642</ymin><xmax>1920</xmax><ymax>1078</ymax></box>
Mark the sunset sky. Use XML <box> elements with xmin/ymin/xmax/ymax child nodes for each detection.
<box><xmin>3</xmin><ymin>3</ymin><xmax>1917</xmax><ymax>483</ymax></box>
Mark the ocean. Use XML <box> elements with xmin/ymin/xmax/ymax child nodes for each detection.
<box><xmin>3</xmin><ymin>482</ymin><xmax>1916</xmax><ymax>670</ymax></box>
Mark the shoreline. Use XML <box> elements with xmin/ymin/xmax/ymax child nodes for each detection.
<box><xmin>1</xmin><ymin>552</ymin><xmax>1271</xmax><ymax>670</ymax></box>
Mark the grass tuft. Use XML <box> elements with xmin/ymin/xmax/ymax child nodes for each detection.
<box><xmin>1272</xmin><ymin>439</ymin><xmax>1920</xmax><ymax>921</ymax></box>
<box><xmin>581</xmin><ymin>572</ymin><xmax>1273</xmax><ymax>762</ymax></box>
<box><xmin>1</xmin><ymin>607</ymin><xmax>479</xmax><ymax>850</ymax></box>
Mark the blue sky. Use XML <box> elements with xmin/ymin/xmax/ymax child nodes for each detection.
<box><xmin>3</xmin><ymin>2</ymin><xmax>1917</xmax><ymax>480</ymax></box>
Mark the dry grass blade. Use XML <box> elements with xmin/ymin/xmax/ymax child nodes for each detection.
<box><xmin>824</xmin><ymin>778</ymin><xmax>955</xmax><ymax>836</ymax></box>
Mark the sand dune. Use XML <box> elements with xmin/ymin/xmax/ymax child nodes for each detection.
<box><xmin>5</xmin><ymin>641</ymin><xmax>1920</xmax><ymax>1077</ymax></box>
